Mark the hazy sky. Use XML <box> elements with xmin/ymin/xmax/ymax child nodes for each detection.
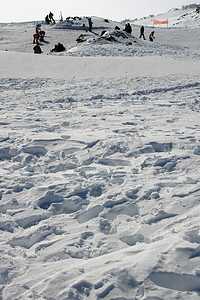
<box><xmin>0</xmin><ymin>0</ymin><xmax>199</xmax><ymax>23</ymax></box>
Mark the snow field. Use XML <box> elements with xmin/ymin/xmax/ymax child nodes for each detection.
<box><xmin>0</xmin><ymin>12</ymin><xmax>200</xmax><ymax>300</ymax></box>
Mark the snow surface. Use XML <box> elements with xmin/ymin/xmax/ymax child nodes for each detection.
<box><xmin>0</xmin><ymin>11</ymin><xmax>200</xmax><ymax>300</ymax></box>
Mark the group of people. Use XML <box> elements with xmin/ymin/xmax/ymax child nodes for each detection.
<box><xmin>139</xmin><ymin>25</ymin><xmax>155</xmax><ymax>41</ymax></box>
<box><xmin>33</xmin><ymin>11</ymin><xmax>58</xmax><ymax>54</ymax></box>
<box><xmin>33</xmin><ymin>22</ymin><xmax>66</xmax><ymax>54</ymax></box>
<box><xmin>124</xmin><ymin>23</ymin><xmax>132</xmax><ymax>34</ymax></box>
<box><xmin>33</xmin><ymin>24</ymin><xmax>46</xmax><ymax>53</ymax></box>
<box><xmin>33</xmin><ymin>24</ymin><xmax>45</xmax><ymax>43</ymax></box>
<box><xmin>33</xmin><ymin>11</ymin><xmax>68</xmax><ymax>54</ymax></box>
<box><xmin>45</xmin><ymin>12</ymin><xmax>55</xmax><ymax>24</ymax></box>
<box><xmin>124</xmin><ymin>24</ymin><xmax>155</xmax><ymax>42</ymax></box>
<box><xmin>33</xmin><ymin>15</ymin><xmax>156</xmax><ymax>54</ymax></box>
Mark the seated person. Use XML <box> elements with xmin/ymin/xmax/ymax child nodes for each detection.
<box><xmin>50</xmin><ymin>43</ymin><xmax>66</xmax><ymax>52</ymax></box>
<box><xmin>33</xmin><ymin>43</ymin><xmax>43</xmax><ymax>54</ymax></box>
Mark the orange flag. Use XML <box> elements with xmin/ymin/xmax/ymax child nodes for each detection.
<box><xmin>154</xmin><ymin>20</ymin><xmax>168</xmax><ymax>24</ymax></box>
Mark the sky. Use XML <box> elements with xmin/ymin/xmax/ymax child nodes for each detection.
<box><xmin>0</xmin><ymin>0</ymin><xmax>199</xmax><ymax>23</ymax></box>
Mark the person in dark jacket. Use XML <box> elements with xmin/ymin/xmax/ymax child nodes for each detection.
<box><xmin>87</xmin><ymin>17</ymin><xmax>93</xmax><ymax>32</ymax></box>
<box><xmin>49</xmin><ymin>11</ymin><xmax>55</xmax><ymax>24</ymax></box>
<box><xmin>50</xmin><ymin>43</ymin><xmax>66</xmax><ymax>52</ymax></box>
<box><xmin>139</xmin><ymin>26</ymin><xmax>146</xmax><ymax>40</ymax></box>
<box><xmin>39</xmin><ymin>30</ymin><xmax>45</xmax><ymax>42</ymax></box>
<box><xmin>33</xmin><ymin>43</ymin><xmax>43</xmax><ymax>54</ymax></box>
<box><xmin>45</xmin><ymin>15</ymin><xmax>50</xmax><ymax>24</ymax></box>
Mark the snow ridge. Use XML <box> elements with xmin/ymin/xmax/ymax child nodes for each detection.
<box><xmin>132</xmin><ymin>6</ymin><xmax>200</xmax><ymax>28</ymax></box>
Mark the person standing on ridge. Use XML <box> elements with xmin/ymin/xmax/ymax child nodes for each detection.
<box><xmin>139</xmin><ymin>26</ymin><xmax>146</xmax><ymax>40</ymax></box>
<box><xmin>87</xmin><ymin>17</ymin><xmax>93</xmax><ymax>32</ymax></box>
<box><xmin>49</xmin><ymin>11</ymin><xmax>55</xmax><ymax>24</ymax></box>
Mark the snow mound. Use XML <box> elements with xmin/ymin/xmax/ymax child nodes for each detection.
<box><xmin>54</xmin><ymin>16</ymin><xmax>121</xmax><ymax>30</ymax></box>
<box><xmin>96</xmin><ymin>29</ymin><xmax>137</xmax><ymax>44</ymax></box>
<box><xmin>53</xmin><ymin>29</ymin><xmax>200</xmax><ymax>60</ymax></box>
<box><xmin>132</xmin><ymin>6</ymin><xmax>200</xmax><ymax>28</ymax></box>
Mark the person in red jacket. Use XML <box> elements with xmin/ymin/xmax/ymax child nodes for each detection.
<box><xmin>33</xmin><ymin>32</ymin><xmax>39</xmax><ymax>44</ymax></box>
<box><xmin>149</xmin><ymin>31</ymin><xmax>155</xmax><ymax>42</ymax></box>
<box><xmin>33</xmin><ymin>24</ymin><xmax>41</xmax><ymax>44</ymax></box>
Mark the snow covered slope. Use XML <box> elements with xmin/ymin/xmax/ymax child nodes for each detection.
<box><xmin>132</xmin><ymin>6</ymin><xmax>200</xmax><ymax>28</ymax></box>
<box><xmin>0</xmin><ymin>15</ymin><xmax>200</xmax><ymax>300</ymax></box>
